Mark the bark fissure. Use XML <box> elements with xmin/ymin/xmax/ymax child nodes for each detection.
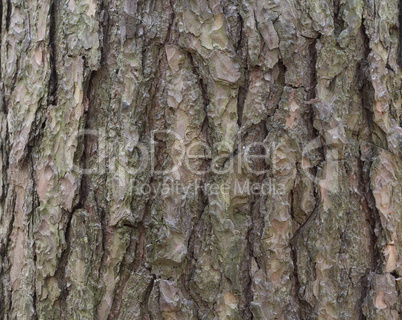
<box><xmin>187</xmin><ymin>51</ymin><xmax>210</xmax><ymax>133</ymax></box>
<box><xmin>5</xmin><ymin>0</ymin><xmax>11</xmax><ymax>32</ymax></box>
<box><xmin>47</xmin><ymin>0</ymin><xmax>58</xmax><ymax>107</ymax></box>
<box><xmin>399</xmin><ymin>0</ymin><xmax>402</xmax><ymax>66</ymax></box>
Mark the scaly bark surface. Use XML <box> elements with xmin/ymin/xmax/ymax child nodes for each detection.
<box><xmin>0</xmin><ymin>0</ymin><xmax>401</xmax><ymax>319</ymax></box>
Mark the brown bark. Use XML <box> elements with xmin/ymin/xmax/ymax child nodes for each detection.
<box><xmin>0</xmin><ymin>0</ymin><xmax>401</xmax><ymax>319</ymax></box>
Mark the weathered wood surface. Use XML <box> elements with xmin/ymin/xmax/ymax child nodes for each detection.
<box><xmin>0</xmin><ymin>0</ymin><xmax>401</xmax><ymax>319</ymax></box>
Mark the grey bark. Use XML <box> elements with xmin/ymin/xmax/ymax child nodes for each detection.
<box><xmin>0</xmin><ymin>0</ymin><xmax>401</xmax><ymax>319</ymax></box>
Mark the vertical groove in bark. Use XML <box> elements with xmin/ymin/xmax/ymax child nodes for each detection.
<box><xmin>47</xmin><ymin>0</ymin><xmax>58</xmax><ymax>107</ymax></box>
<box><xmin>399</xmin><ymin>0</ymin><xmax>402</xmax><ymax>66</ymax></box>
<box><xmin>359</xmin><ymin>24</ymin><xmax>382</xmax><ymax>275</ymax></box>
<box><xmin>5</xmin><ymin>0</ymin><xmax>11</xmax><ymax>33</ymax></box>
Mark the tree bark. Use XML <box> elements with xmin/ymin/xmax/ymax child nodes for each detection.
<box><xmin>0</xmin><ymin>0</ymin><xmax>401</xmax><ymax>319</ymax></box>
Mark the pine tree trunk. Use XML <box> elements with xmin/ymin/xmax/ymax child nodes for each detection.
<box><xmin>0</xmin><ymin>0</ymin><xmax>401</xmax><ymax>319</ymax></box>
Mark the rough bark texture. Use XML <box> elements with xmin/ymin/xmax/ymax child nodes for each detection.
<box><xmin>0</xmin><ymin>0</ymin><xmax>401</xmax><ymax>319</ymax></box>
